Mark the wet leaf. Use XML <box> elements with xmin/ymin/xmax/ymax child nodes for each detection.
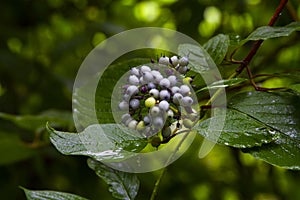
<box><xmin>203</xmin><ymin>34</ymin><xmax>230</xmax><ymax>65</ymax></box>
<box><xmin>88</xmin><ymin>159</ymin><xmax>139</xmax><ymax>200</ymax></box>
<box><xmin>245</xmin><ymin>22</ymin><xmax>300</xmax><ymax>41</ymax></box>
<box><xmin>47</xmin><ymin>123</ymin><xmax>147</xmax><ymax>162</ymax></box>
<box><xmin>195</xmin><ymin>109</ymin><xmax>278</xmax><ymax>148</ymax></box>
<box><xmin>178</xmin><ymin>43</ymin><xmax>217</xmax><ymax>73</ymax></box>
<box><xmin>21</xmin><ymin>187</ymin><xmax>88</xmax><ymax>200</ymax></box>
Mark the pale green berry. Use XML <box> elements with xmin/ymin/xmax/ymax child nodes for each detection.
<box><xmin>128</xmin><ymin>119</ymin><xmax>138</xmax><ymax>129</ymax></box>
<box><xmin>151</xmin><ymin>136</ymin><xmax>161</xmax><ymax>148</ymax></box>
<box><xmin>136</xmin><ymin>121</ymin><xmax>145</xmax><ymax>131</ymax></box>
<box><xmin>162</xmin><ymin>127</ymin><xmax>171</xmax><ymax>138</ymax></box>
<box><xmin>145</xmin><ymin>97</ymin><xmax>156</xmax><ymax>108</ymax></box>
<box><xmin>183</xmin><ymin>118</ymin><xmax>194</xmax><ymax>128</ymax></box>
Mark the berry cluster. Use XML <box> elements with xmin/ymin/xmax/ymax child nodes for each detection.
<box><xmin>117</xmin><ymin>55</ymin><xmax>198</xmax><ymax>147</ymax></box>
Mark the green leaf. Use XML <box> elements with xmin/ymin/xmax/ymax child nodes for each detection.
<box><xmin>195</xmin><ymin>109</ymin><xmax>278</xmax><ymax>148</ymax></box>
<box><xmin>245</xmin><ymin>22</ymin><xmax>300</xmax><ymax>41</ymax></box>
<box><xmin>203</xmin><ymin>34</ymin><xmax>230</xmax><ymax>65</ymax></box>
<box><xmin>0</xmin><ymin>133</ymin><xmax>35</xmax><ymax>165</ymax></box>
<box><xmin>289</xmin><ymin>84</ymin><xmax>300</xmax><ymax>95</ymax></box>
<box><xmin>21</xmin><ymin>187</ymin><xmax>88</xmax><ymax>200</ymax></box>
<box><xmin>229</xmin><ymin>91</ymin><xmax>300</xmax><ymax>169</ymax></box>
<box><xmin>0</xmin><ymin>110</ymin><xmax>73</xmax><ymax>131</ymax></box>
<box><xmin>48</xmin><ymin>123</ymin><xmax>147</xmax><ymax>162</ymax></box>
<box><xmin>178</xmin><ymin>43</ymin><xmax>217</xmax><ymax>73</ymax></box>
<box><xmin>73</xmin><ymin>58</ymin><xmax>149</xmax><ymax>127</ymax></box>
<box><xmin>88</xmin><ymin>159</ymin><xmax>139</xmax><ymax>200</ymax></box>
<box><xmin>196</xmin><ymin>78</ymin><xmax>247</xmax><ymax>93</ymax></box>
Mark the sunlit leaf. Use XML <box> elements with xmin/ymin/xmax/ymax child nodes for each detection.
<box><xmin>88</xmin><ymin>159</ymin><xmax>139</xmax><ymax>200</ymax></box>
<box><xmin>47</xmin><ymin>123</ymin><xmax>147</xmax><ymax>162</ymax></box>
<box><xmin>203</xmin><ymin>34</ymin><xmax>230</xmax><ymax>65</ymax></box>
<box><xmin>21</xmin><ymin>187</ymin><xmax>88</xmax><ymax>200</ymax></box>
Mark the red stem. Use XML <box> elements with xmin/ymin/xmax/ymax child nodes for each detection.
<box><xmin>235</xmin><ymin>0</ymin><xmax>288</xmax><ymax>75</ymax></box>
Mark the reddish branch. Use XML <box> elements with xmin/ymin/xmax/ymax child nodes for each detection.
<box><xmin>235</xmin><ymin>0</ymin><xmax>289</xmax><ymax>76</ymax></box>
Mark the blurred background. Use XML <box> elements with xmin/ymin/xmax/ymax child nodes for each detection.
<box><xmin>0</xmin><ymin>0</ymin><xmax>300</xmax><ymax>199</ymax></box>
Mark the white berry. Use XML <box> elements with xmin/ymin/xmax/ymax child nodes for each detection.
<box><xmin>168</xmin><ymin>75</ymin><xmax>177</xmax><ymax>86</ymax></box>
<box><xmin>170</xmin><ymin>56</ymin><xmax>179</xmax><ymax>67</ymax></box>
<box><xmin>149</xmin><ymin>89</ymin><xmax>159</xmax><ymax>98</ymax></box>
<box><xmin>172</xmin><ymin>93</ymin><xmax>183</xmax><ymax>104</ymax></box>
<box><xmin>182</xmin><ymin>96</ymin><xmax>193</xmax><ymax>106</ymax></box>
<box><xmin>150</xmin><ymin>106</ymin><xmax>161</xmax><ymax>116</ymax></box>
<box><xmin>179</xmin><ymin>56</ymin><xmax>189</xmax><ymax>66</ymax></box>
<box><xmin>118</xmin><ymin>101</ymin><xmax>129</xmax><ymax>110</ymax></box>
<box><xmin>159</xmin><ymin>100</ymin><xmax>169</xmax><ymax>111</ymax></box>
<box><xmin>159</xmin><ymin>78</ymin><xmax>171</xmax><ymax>88</ymax></box>
<box><xmin>158</xmin><ymin>56</ymin><xmax>169</xmax><ymax>65</ymax></box>
<box><xmin>140</xmin><ymin>65</ymin><xmax>151</xmax><ymax>72</ymax></box>
<box><xmin>128</xmin><ymin>75</ymin><xmax>139</xmax><ymax>85</ymax></box>
<box><xmin>180</xmin><ymin>85</ymin><xmax>190</xmax><ymax>96</ymax></box>
<box><xmin>160</xmin><ymin>90</ymin><xmax>170</xmax><ymax>100</ymax></box>
<box><xmin>126</xmin><ymin>85</ymin><xmax>138</xmax><ymax>96</ymax></box>
<box><xmin>130</xmin><ymin>99</ymin><xmax>140</xmax><ymax>109</ymax></box>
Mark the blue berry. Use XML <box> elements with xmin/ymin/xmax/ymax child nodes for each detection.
<box><xmin>128</xmin><ymin>75</ymin><xmax>139</xmax><ymax>85</ymax></box>
<box><xmin>180</xmin><ymin>85</ymin><xmax>190</xmax><ymax>96</ymax></box>
<box><xmin>148</xmin><ymin>82</ymin><xmax>156</xmax><ymax>89</ymax></box>
<box><xmin>159</xmin><ymin>90</ymin><xmax>170</xmax><ymax>100</ymax></box>
<box><xmin>171</xmin><ymin>86</ymin><xmax>180</xmax><ymax>94</ymax></box>
<box><xmin>158</xmin><ymin>56</ymin><xmax>169</xmax><ymax>65</ymax></box>
<box><xmin>170</xmin><ymin>56</ymin><xmax>179</xmax><ymax>67</ymax></box>
<box><xmin>140</xmin><ymin>65</ymin><xmax>151</xmax><ymax>72</ymax></box>
<box><xmin>179</xmin><ymin>56</ymin><xmax>189</xmax><ymax>66</ymax></box>
<box><xmin>119</xmin><ymin>101</ymin><xmax>129</xmax><ymax>110</ymax></box>
<box><xmin>143</xmin><ymin>115</ymin><xmax>151</xmax><ymax>125</ymax></box>
<box><xmin>159</xmin><ymin>100</ymin><xmax>169</xmax><ymax>111</ymax></box>
<box><xmin>150</xmin><ymin>106</ymin><xmax>161</xmax><ymax>116</ymax></box>
<box><xmin>130</xmin><ymin>67</ymin><xmax>140</xmax><ymax>76</ymax></box>
<box><xmin>126</xmin><ymin>85</ymin><xmax>138</xmax><ymax>96</ymax></box>
<box><xmin>153</xmin><ymin>116</ymin><xmax>164</xmax><ymax>127</ymax></box>
<box><xmin>182</xmin><ymin>96</ymin><xmax>193</xmax><ymax>106</ymax></box>
<box><xmin>168</xmin><ymin>75</ymin><xmax>177</xmax><ymax>86</ymax></box>
<box><xmin>143</xmin><ymin>71</ymin><xmax>153</xmax><ymax>82</ymax></box>
<box><xmin>130</xmin><ymin>99</ymin><xmax>140</xmax><ymax>110</ymax></box>
<box><xmin>172</xmin><ymin>93</ymin><xmax>183</xmax><ymax>104</ymax></box>
<box><xmin>159</xmin><ymin>78</ymin><xmax>171</xmax><ymax>88</ymax></box>
<box><xmin>149</xmin><ymin>89</ymin><xmax>159</xmax><ymax>98</ymax></box>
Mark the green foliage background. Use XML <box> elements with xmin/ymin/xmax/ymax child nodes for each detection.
<box><xmin>0</xmin><ymin>0</ymin><xmax>300</xmax><ymax>199</ymax></box>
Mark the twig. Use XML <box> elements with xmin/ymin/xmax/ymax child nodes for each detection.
<box><xmin>235</xmin><ymin>0</ymin><xmax>289</xmax><ymax>76</ymax></box>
